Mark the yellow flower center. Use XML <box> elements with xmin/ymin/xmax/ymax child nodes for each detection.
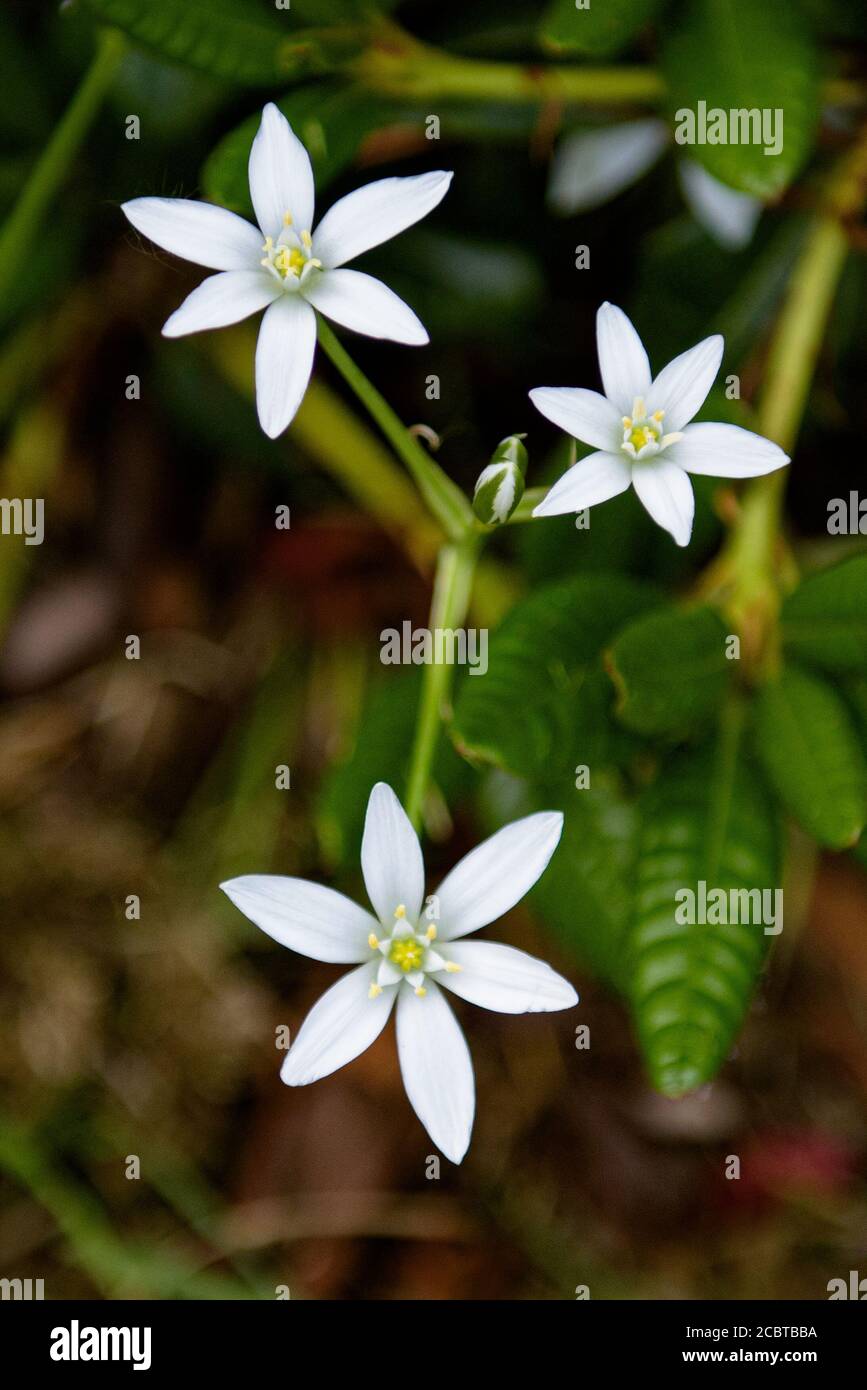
<box><xmin>389</xmin><ymin>939</ymin><xmax>425</xmax><ymax>972</ymax></box>
<box><xmin>261</xmin><ymin>216</ymin><xmax>321</xmax><ymax>284</ymax></box>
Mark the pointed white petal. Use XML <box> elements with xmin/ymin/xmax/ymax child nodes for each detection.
<box><xmin>361</xmin><ymin>782</ymin><xmax>425</xmax><ymax>926</ymax></box>
<box><xmin>435</xmin><ymin>812</ymin><xmax>563</xmax><ymax>941</ymax></box>
<box><xmin>248</xmin><ymin>102</ymin><xmax>315</xmax><ymax>239</ymax></box>
<box><xmin>548</xmin><ymin>120</ymin><xmax>669</xmax><ymax>214</ymax></box>
<box><xmin>678</xmin><ymin>160</ymin><xmax>761</xmax><ymax>251</ymax></box>
<box><xmin>122</xmin><ymin>197</ymin><xmax>262</xmax><ymax>271</ymax></box>
<box><xmin>396</xmin><ymin>981</ymin><xmax>474</xmax><ymax>1163</ymax></box>
<box><xmin>312</xmin><ymin>171</ymin><xmax>453</xmax><ymax>270</ymax></box>
<box><xmin>666</xmin><ymin>422</ymin><xmax>789</xmax><ymax>478</ymax></box>
<box><xmin>162</xmin><ymin>270</ymin><xmax>281</xmax><ymax>338</ymax></box>
<box><xmin>439</xmin><ymin>941</ymin><xmax>578</xmax><ymax>1014</ymax></box>
<box><xmin>529</xmin><ymin>386</ymin><xmax>621</xmax><ymax>452</ymax></box>
<box><xmin>632</xmin><ymin>459</ymin><xmax>695</xmax><ymax>546</ymax></box>
<box><xmin>254</xmin><ymin>294</ymin><xmax>316</xmax><ymax>439</ymax></box>
<box><xmin>220</xmin><ymin>875</ymin><xmax>376</xmax><ymax>962</ymax></box>
<box><xmin>649</xmin><ymin>333</ymin><xmax>723</xmax><ymax>432</ymax></box>
<box><xmin>281</xmin><ymin>962</ymin><xmax>397</xmax><ymax>1086</ymax></box>
<box><xmin>303</xmin><ymin>269</ymin><xmax>428</xmax><ymax>344</ymax></box>
<box><xmin>596</xmin><ymin>301</ymin><xmax>652</xmax><ymax>414</ymax></box>
<box><xmin>532</xmin><ymin>452</ymin><xmax>631</xmax><ymax>518</ymax></box>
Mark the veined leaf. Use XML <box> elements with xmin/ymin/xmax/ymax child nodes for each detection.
<box><xmin>628</xmin><ymin>712</ymin><xmax>781</xmax><ymax>1096</ymax></box>
<box><xmin>540</xmin><ymin>0</ymin><xmax>664</xmax><ymax>57</ymax></box>
<box><xmin>606</xmin><ymin>603</ymin><xmax>731</xmax><ymax>735</ymax></box>
<box><xmin>82</xmin><ymin>0</ymin><xmax>362</xmax><ymax>86</ymax></box>
<box><xmin>203</xmin><ymin>83</ymin><xmax>394</xmax><ymax>215</ymax></box>
<box><xmin>753</xmin><ymin>664</ymin><xmax>866</xmax><ymax>849</ymax></box>
<box><xmin>661</xmin><ymin>0</ymin><xmax>820</xmax><ymax>196</ymax></box>
<box><xmin>452</xmin><ymin>574</ymin><xmax>659</xmax><ymax>780</ymax></box>
<box><xmin>781</xmin><ymin>553</ymin><xmax>867</xmax><ymax>674</ymax></box>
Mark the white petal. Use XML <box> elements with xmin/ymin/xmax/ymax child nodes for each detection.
<box><xmin>254</xmin><ymin>294</ymin><xmax>317</xmax><ymax>439</ymax></box>
<box><xmin>361</xmin><ymin>782</ymin><xmax>425</xmax><ymax>926</ymax></box>
<box><xmin>162</xmin><ymin>270</ymin><xmax>281</xmax><ymax>338</ymax></box>
<box><xmin>303</xmin><ymin>269</ymin><xmax>428</xmax><ymax>345</ymax></box>
<box><xmin>435</xmin><ymin>812</ymin><xmax>563</xmax><ymax>941</ymax></box>
<box><xmin>532</xmin><ymin>451</ymin><xmax>631</xmax><ymax>518</ymax></box>
<box><xmin>248</xmin><ymin>102</ymin><xmax>315</xmax><ymax>239</ymax></box>
<box><xmin>678</xmin><ymin>160</ymin><xmax>761</xmax><ymax>251</ymax></box>
<box><xmin>548</xmin><ymin>120</ymin><xmax>669</xmax><ymax>214</ymax></box>
<box><xmin>632</xmin><ymin>459</ymin><xmax>695</xmax><ymax>547</ymax></box>
<box><xmin>281</xmin><ymin>962</ymin><xmax>397</xmax><ymax>1086</ymax></box>
<box><xmin>529</xmin><ymin>386</ymin><xmax>622</xmax><ymax>452</ymax></box>
<box><xmin>396</xmin><ymin>981</ymin><xmax>474</xmax><ymax>1163</ymax></box>
<box><xmin>439</xmin><ymin>941</ymin><xmax>578</xmax><ymax>1014</ymax></box>
<box><xmin>666</xmin><ymin>421</ymin><xmax>789</xmax><ymax>478</ymax></box>
<box><xmin>649</xmin><ymin>333</ymin><xmax>723</xmax><ymax>432</ymax></box>
<box><xmin>122</xmin><ymin>197</ymin><xmax>262</xmax><ymax>271</ymax></box>
<box><xmin>220</xmin><ymin>875</ymin><xmax>376</xmax><ymax>962</ymax></box>
<box><xmin>596</xmin><ymin>301</ymin><xmax>652</xmax><ymax>414</ymax></box>
<box><xmin>312</xmin><ymin>171</ymin><xmax>453</xmax><ymax>269</ymax></box>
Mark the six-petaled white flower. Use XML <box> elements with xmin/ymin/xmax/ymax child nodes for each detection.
<box><xmin>221</xmin><ymin>782</ymin><xmax>576</xmax><ymax>1163</ymax></box>
<box><xmin>122</xmin><ymin>103</ymin><xmax>452</xmax><ymax>438</ymax></box>
<box><xmin>530</xmin><ymin>301</ymin><xmax>789</xmax><ymax>546</ymax></box>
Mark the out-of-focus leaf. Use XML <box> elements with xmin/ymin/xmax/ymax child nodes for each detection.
<box><xmin>661</xmin><ymin>0</ymin><xmax>819</xmax><ymax>196</ymax></box>
<box><xmin>318</xmin><ymin>670</ymin><xmax>471</xmax><ymax>867</ymax></box>
<box><xmin>780</xmin><ymin>553</ymin><xmax>867</xmax><ymax>674</ymax></box>
<box><xmin>753</xmin><ymin>664</ymin><xmax>866</xmax><ymax>849</ymax></box>
<box><xmin>540</xmin><ymin>0</ymin><xmax>664</xmax><ymax>57</ymax></box>
<box><xmin>628</xmin><ymin>720</ymin><xmax>780</xmax><ymax>1096</ymax></box>
<box><xmin>203</xmin><ymin>83</ymin><xmax>394</xmax><ymax>215</ymax></box>
<box><xmin>82</xmin><ymin>0</ymin><xmax>361</xmax><ymax>85</ymax></box>
<box><xmin>606</xmin><ymin>604</ymin><xmax>731</xmax><ymax>735</ymax></box>
<box><xmin>452</xmin><ymin>574</ymin><xmax>658</xmax><ymax>780</ymax></box>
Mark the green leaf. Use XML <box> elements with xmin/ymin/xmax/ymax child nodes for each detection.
<box><xmin>82</xmin><ymin>0</ymin><xmax>361</xmax><ymax>85</ymax></box>
<box><xmin>606</xmin><ymin>604</ymin><xmax>731</xmax><ymax>735</ymax></box>
<box><xmin>628</xmin><ymin>714</ymin><xmax>781</xmax><ymax>1096</ymax></box>
<box><xmin>540</xmin><ymin>0</ymin><xmax>663</xmax><ymax>57</ymax></box>
<box><xmin>781</xmin><ymin>553</ymin><xmax>867</xmax><ymax>674</ymax></box>
<box><xmin>661</xmin><ymin>0</ymin><xmax>820</xmax><ymax>196</ymax></box>
<box><xmin>203</xmin><ymin>83</ymin><xmax>392</xmax><ymax>215</ymax></box>
<box><xmin>452</xmin><ymin>574</ymin><xmax>659</xmax><ymax>780</ymax></box>
<box><xmin>753</xmin><ymin>664</ymin><xmax>866</xmax><ymax>849</ymax></box>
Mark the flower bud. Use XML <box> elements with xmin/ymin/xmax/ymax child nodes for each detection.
<box><xmin>472</xmin><ymin>435</ymin><xmax>528</xmax><ymax>526</ymax></box>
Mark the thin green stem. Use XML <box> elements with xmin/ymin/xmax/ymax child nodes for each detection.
<box><xmin>316</xmin><ymin>318</ymin><xmax>473</xmax><ymax>540</ymax></box>
<box><xmin>405</xmin><ymin>536</ymin><xmax>479</xmax><ymax>829</ymax></box>
<box><xmin>0</xmin><ymin>28</ymin><xmax>126</xmax><ymax>307</ymax></box>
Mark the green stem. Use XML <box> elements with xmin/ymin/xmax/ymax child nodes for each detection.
<box><xmin>405</xmin><ymin>536</ymin><xmax>479</xmax><ymax>828</ymax></box>
<box><xmin>0</xmin><ymin>28</ymin><xmax>126</xmax><ymax>306</ymax></box>
<box><xmin>317</xmin><ymin>318</ymin><xmax>473</xmax><ymax>540</ymax></box>
<box><xmin>711</xmin><ymin>124</ymin><xmax>867</xmax><ymax>669</ymax></box>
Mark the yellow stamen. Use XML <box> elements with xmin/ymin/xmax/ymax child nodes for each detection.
<box><xmin>414</xmin><ymin>986</ymin><xmax>427</xmax><ymax>997</ymax></box>
<box><xmin>622</xmin><ymin>416</ymin><xmax>632</xmax><ymax>429</ymax></box>
<box><xmin>425</xmin><ymin>924</ymin><xmax>437</xmax><ymax>941</ymax></box>
<box><xmin>444</xmin><ymin>961</ymin><xmax>462</xmax><ymax>973</ymax></box>
<box><xmin>368</xmin><ymin>932</ymin><xmax>379</xmax><ymax>949</ymax></box>
<box><xmin>283</xmin><ymin>210</ymin><xmax>293</xmax><ymax>226</ymax></box>
<box><xmin>369</xmin><ymin>982</ymin><xmax>382</xmax><ymax>999</ymax></box>
<box><xmin>652</xmin><ymin>409</ymin><xmax>665</xmax><ymax>423</ymax></box>
<box><xmin>301</xmin><ymin>229</ymin><xmax>312</xmax><ymax>250</ymax></box>
<box><xmin>394</xmin><ymin>904</ymin><xmax>406</xmax><ymax>919</ymax></box>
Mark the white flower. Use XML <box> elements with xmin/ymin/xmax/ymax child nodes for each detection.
<box><xmin>548</xmin><ymin>120</ymin><xmax>761</xmax><ymax>251</ymax></box>
<box><xmin>530</xmin><ymin>301</ymin><xmax>790</xmax><ymax>547</ymax></box>
<box><xmin>221</xmin><ymin>782</ymin><xmax>576</xmax><ymax>1163</ymax></box>
<box><xmin>122</xmin><ymin>103</ymin><xmax>452</xmax><ymax>438</ymax></box>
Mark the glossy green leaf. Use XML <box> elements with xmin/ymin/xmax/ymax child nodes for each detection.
<box><xmin>781</xmin><ymin>553</ymin><xmax>867</xmax><ymax>674</ymax></box>
<box><xmin>203</xmin><ymin>83</ymin><xmax>393</xmax><ymax>215</ymax></box>
<box><xmin>628</xmin><ymin>717</ymin><xmax>781</xmax><ymax>1096</ymax></box>
<box><xmin>82</xmin><ymin>0</ymin><xmax>361</xmax><ymax>85</ymax></box>
<box><xmin>540</xmin><ymin>0</ymin><xmax>663</xmax><ymax>57</ymax></box>
<box><xmin>753</xmin><ymin>664</ymin><xmax>866</xmax><ymax>849</ymax></box>
<box><xmin>661</xmin><ymin>0</ymin><xmax>820</xmax><ymax>196</ymax></box>
<box><xmin>452</xmin><ymin>574</ymin><xmax>659</xmax><ymax>780</ymax></box>
<box><xmin>606</xmin><ymin>604</ymin><xmax>731</xmax><ymax>735</ymax></box>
